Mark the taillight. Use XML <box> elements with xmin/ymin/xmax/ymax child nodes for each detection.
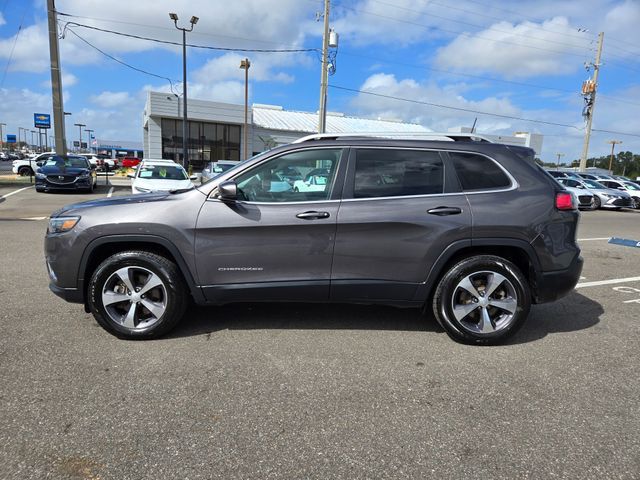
<box><xmin>555</xmin><ymin>191</ymin><xmax>575</xmax><ymax>210</ymax></box>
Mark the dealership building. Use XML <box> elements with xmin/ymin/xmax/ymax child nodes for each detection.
<box><xmin>142</xmin><ymin>91</ymin><xmax>544</xmax><ymax>170</ymax></box>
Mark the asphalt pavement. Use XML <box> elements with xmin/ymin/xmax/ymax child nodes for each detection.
<box><xmin>0</xmin><ymin>187</ymin><xmax>638</xmax><ymax>479</ymax></box>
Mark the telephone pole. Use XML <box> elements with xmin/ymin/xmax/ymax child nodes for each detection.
<box><xmin>607</xmin><ymin>140</ymin><xmax>622</xmax><ymax>172</ymax></box>
<box><xmin>555</xmin><ymin>153</ymin><xmax>565</xmax><ymax>170</ymax></box>
<box><xmin>47</xmin><ymin>0</ymin><xmax>67</xmax><ymax>156</ymax></box>
<box><xmin>318</xmin><ymin>0</ymin><xmax>331</xmax><ymax>133</ymax></box>
<box><xmin>579</xmin><ymin>32</ymin><xmax>604</xmax><ymax>172</ymax></box>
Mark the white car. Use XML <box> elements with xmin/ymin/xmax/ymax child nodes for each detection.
<box><xmin>12</xmin><ymin>151</ymin><xmax>55</xmax><ymax>175</ymax></box>
<box><xmin>293</xmin><ymin>171</ymin><xmax>330</xmax><ymax>193</ymax></box>
<box><xmin>130</xmin><ymin>159</ymin><xmax>196</xmax><ymax>194</ymax></box>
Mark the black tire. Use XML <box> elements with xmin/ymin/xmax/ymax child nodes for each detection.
<box><xmin>432</xmin><ymin>255</ymin><xmax>531</xmax><ymax>345</ymax></box>
<box><xmin>87</xmin><ymin>250</ymin><xmax>188</xmax><ymax>339</ymax></box>
<box><xmin>18</xmin><ymin>166</ymin><xmax>32</xmax><ymax>176</ymax></box>
<box><xmin>593</xmin><ymin>196</ymin><xmax>601</xmax><ymax>209</ymax></box>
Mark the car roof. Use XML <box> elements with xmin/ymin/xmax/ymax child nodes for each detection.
<box><xmin>140</xmin><ymin>160</ymin><xmax>181</xmax><ymax>167</ymax></box>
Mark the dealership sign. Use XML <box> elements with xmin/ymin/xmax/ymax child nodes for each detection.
<box><xmin>6</xmin><ymin>134</ymin><xmax>16</xmax><ymax>143</ymax></box>
<box><xmin>34</xmin><ymin>113</ymin><xmax>51</xmax><ymax>129</ymax></box>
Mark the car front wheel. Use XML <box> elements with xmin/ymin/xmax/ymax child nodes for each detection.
<box><xmin>88</xmin><ymin>251</ymin><xmax>188</xmax><ymax>339</ymax></box>
<box><xmin>432</xmin><ymin>255</ymin><xmax>531</xmax><ymax>345</ymax></box>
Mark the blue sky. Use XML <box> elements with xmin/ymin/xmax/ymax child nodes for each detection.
<box><xmin>1</xmin><ymin>0</ymin><xmax>640</xmax><ymax>161</ymax></box>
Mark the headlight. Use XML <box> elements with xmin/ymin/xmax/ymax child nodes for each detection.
<box><xmin>48</xmin><ymin>216</ymin><xmax>80</xmax><ymax>234</ymax></box>
<box><xmin>35</xmin><ymin>172</ymin><xmax>46</xmax><ymax>179</ymax></box>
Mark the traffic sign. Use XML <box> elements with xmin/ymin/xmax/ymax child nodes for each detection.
<box><xmin>34</xmin><ymin>113</ymin><xmax>51</xmax><ymax>129</ymax></box>
<box><xmin>73</xmin><ymin>141</ymin><xmax>80</xmax><ymax>147</ymax></box>
<box><xmin>6</xmin><ymin>134</ymin><xmax>16</xmax><ymax>143</ymax></box>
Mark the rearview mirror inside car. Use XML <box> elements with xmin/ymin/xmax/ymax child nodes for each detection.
<box><xmin>217</xmin><ymin>180</ymin><xmax>238</xmax><ymax>200</ymax></box>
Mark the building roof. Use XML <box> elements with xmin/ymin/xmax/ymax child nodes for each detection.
<box><xmin>252</xmin><ymin>104</ymin><xmax>432</xmax><ymax>135</ymax></box>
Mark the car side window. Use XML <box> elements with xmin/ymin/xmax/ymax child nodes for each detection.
<box><xmin>567</xmin><ymin>179</ymin><xmax>579</xmax><ymax>187</ymax></box>
<box><xmin>234</xmin><ymin>148</ymin><xmax>342</xmax><ymax>203</ymax></box>
<box><xmin>449</xmin><ymin>152</ymin><xmax>511</xmax><ymax>191</ymax></box>
<box><xmin>353</xmin><ymin>149</ymin><xmax>444</xmax><ymax>198</ymax></box>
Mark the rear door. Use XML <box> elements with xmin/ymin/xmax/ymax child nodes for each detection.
<box><xmin>331</xmin><ymin>147</ymin><xmax>472</xmax><ymax>303</ymax></box>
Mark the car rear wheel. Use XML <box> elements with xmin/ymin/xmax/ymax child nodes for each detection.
<box><xmin>88</xmin><ymin>251</ymin><xmax>188</xmax><ymax>339</ymax></box>
<box><xmin>432</xmin><ymin>255</ymin><xmax>531</xmax><ymax>345</ymax></box>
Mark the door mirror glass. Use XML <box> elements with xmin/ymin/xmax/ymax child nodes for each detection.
<box><xmin>218</xmin><ymin>180</ymin><xmax>238</xmax><ymax>200</ymax></box>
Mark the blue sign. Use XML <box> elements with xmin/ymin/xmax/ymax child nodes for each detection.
<box><xmin>609</xmin><ymin>237</ymin><xmax>640</xmax><ymax>249</ymax></box>
<box><xmin>34</xmin><ymin>113</ymin><xmax>51</xmax><ymax>129</ymax></box>
<box><xmin>6</xmin><ymin>134</ymin><xmax>16</xmax><ymax>143</ymax></box>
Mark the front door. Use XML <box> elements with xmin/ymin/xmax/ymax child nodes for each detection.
<box><xmin>195</xmin><ymin>147</ymin><xmax>346</xmax><ymax>303</ymax></box>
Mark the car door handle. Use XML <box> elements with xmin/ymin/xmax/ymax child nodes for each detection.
<box><xmin>296</xmin><ymin>211</ymin><xmax>330</xmax><ymax>220</ymax></box>
<box><xmin>427</xmin><ymin>206</ymin><xmax>463</xmax><ymax>216</ymax></box>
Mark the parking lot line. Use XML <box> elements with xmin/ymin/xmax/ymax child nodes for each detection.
<box><xmin>576</xmin><ymin>276</ymin><xmax>640</xmax><ymax>288</ymax></box>
<box><xmin>578</xmin><ymin>237</ymin><xmax>611</xmax><ymax>241</ymax></box>
<box><xmin>107</xmin><ymin>187</ymin><xmax>114</xmax><ymax>198</ymax></box>
<box><xmin>1</xmin><ymin>186</ymin><xmax>33</xmax><ymax>199</ymax></box>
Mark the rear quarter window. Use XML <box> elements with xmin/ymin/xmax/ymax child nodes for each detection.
<box><xmin>449</xmin><ymin>152</ymin><xmax>511</xmax><ymax>191</ymax></box>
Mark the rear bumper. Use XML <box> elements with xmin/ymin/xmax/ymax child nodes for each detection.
<box><xmin>534</xmin><ymin>255</ymin><xmax>583</xmax><ymax>303</ymax></box>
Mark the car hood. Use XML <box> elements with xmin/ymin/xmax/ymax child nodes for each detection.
<box><xmin>51</xmin><ymin>192</ymin><xmax>171</xmax><ymax>218</ymax></box>
<box><xmin>133</xmin><ymin>178</ymin><xmax>193</xmax><ymax>191</ymax></box>
<box><xmin>38</xmin><ymin>166</ymin><xmax>90</xmax><ymax>175</ymax></box>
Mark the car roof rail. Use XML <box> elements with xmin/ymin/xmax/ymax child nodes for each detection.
<box><xmin>291</xmin><ymin>132</ymin><xmax>495</xmax><ymax>144</ymax></box>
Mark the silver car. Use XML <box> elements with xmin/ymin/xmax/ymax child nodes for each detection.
<box><xmin>557</xmin><ymin>178</ymin><xmax>633</xmax><ymax>210</ymax></box>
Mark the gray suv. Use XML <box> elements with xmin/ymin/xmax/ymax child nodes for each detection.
<box><xmin>45</xmin><ymin>137</ymin><xmax>583</xmax><ymax>345</ymax></box>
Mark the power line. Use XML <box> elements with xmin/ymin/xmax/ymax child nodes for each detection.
<box><xmin>58</xmin><ymin>16</ymin><xmax>319</xmax><ymax>53</ymax></box>
<box><xmin>330</xmin><ymin>84</ymin><xmax>640</xmax><ymax>139</ymax></box>
<box><xmin>0</xmin><ymin>1</ymin><xmax>28</xmax><ymax>89</ymax></box>
<box><xmin>359</xmin><ymin>0</ymin><xmax>591</xmax><ymax>52</ymax></box>
<box><xmin>63</xmin><ymin>27</ymin><xmax>180</xmax><ymax>90</ymax></box>
<box><xmin>333</xmin><ymin>3</ymin><xmax>591</xmax><ymax>59</ymax></box>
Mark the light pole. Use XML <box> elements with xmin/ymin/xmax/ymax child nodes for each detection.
<box><xmin>169</xmin><ymin>12</ymin><xmax>198</xmax><ymax>169</ymax></box>
<box><xmin>555</xmin><ymin>153</ymin><xmax>564</xmax><ymax>170</ymax></box>
<box><xmin>607</xmin><ymin>140</ymin><xmax>622</xmax><ymax>173</ymax></box>
<box><xmin>31</xmin><ymin>130</ymin><xmax>36</xmax><ymax>149</ymax></box>
<box><xmin>74</xmin><ymin>123</ymin><xmax>85</xmax><ymax>152</ymax></box>
<box><xmin>239</xmin><ymin>58</ymin><xmax>251</xmax><ymax>160</ymax></box>
<box><xmin>85</xmin><ymin>129</ymin><xmax>95</xmax><ymax>153</ymax></box>
<box><xmin>0</xmin><ymin>123</ymin><xmax>5</xmax><ymax>151</ymax></box>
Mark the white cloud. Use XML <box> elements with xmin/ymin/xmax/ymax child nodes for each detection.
<box><xmin>0</xmin><ymin>12</ymin><xmax>6</xmax><ymax>26</ymax></box>
<box><xmin>434</xmin><ymin>17</ymin><xmax>586</xmax><ymax>78</ymax></box>
<box><xmin>90</xmin><ymin>91</ymin><xmax>133</xmax><ymax>107</ymax></box>
<box><xmin>41</xmin><ymin>72</ymin><xmax>79</xmax><ymax>89</ymax></box>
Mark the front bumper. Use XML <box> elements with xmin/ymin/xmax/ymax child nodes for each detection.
<box><xmin>602</xmin><ymin>196</ymin><xmax>633</xmax><ymax>208</ymax></box>
<box><xmin>49</xmin><ymin>282</ymin><xmax>84</xmax><ymax>303</ymax></box>
<box><xmin>534</xmin><ymin>254</ymin><xmax>584</xmax><ymax>304</ymax></box>
<box><xmin>36</xmin><ymin>177</ymin><xmax>93</xmax><ymax>190</ymax></box>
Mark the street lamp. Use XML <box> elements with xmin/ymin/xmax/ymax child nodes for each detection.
<box><xmin>239</xmin><ymin>58</ymin><xmax>251</xmax><ymax>160</ymax></box>
<box><xmin>74</xmin><ymin>123</ymin><xmax>86</xmax><ymax>152</ymax></box>
<box><xmin>0</xmin><ymin>123</ymin><xmax>6</xmax><ymax>150</ymax></box>
<box><xmin>555</xmin><ymin>153</ymin><xmax>565</xmax><ymax>171</ymax></box>
<box><xmin>169</xmin><ymin>12</ymin><xmax>199</xmax><ymax>169</ymax></box>
<box><xmin>31</xmin><ymin>130</ymin><xmax>36</xmax><ymax>149</ymax></box>
<box><xmin>85</xmin><ymin>129</ymin><xmax>95</xmax><ymax>153</ymax></box>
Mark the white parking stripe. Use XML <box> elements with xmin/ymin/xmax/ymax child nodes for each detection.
<box><xmin>576</xmin><ymin>276</ymin><xmax>640</xmax><ymax>288</ymax></box>
<box><xmin>1</xmin><ymin>186</ymin><xmax>32</xmax><ymax>199</ymax></box>
<box><xmin>107</xmin><ymin>187</ymin><xmax>114</xmax><ymax>198</ymax></box>
<box><xmin>577</xmin><ymin>237</ymin><xmax>611</xmax><ymax>241</ymax></box>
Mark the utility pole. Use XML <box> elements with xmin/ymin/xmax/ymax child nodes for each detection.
<box><xmin>579</xmin><ymin>32</ymin><xmax>604</xmax><ymax>172</ymax></box>
<box><xmin>0</xmin><ymin>123</ymin><xmax>5</xmax><ymax>151</ymax></box>
<box><xmin>318</xmin><ymin>0</ymin><xmax>331</xmax><ymax>133</ymax></box>
<box><xmin>555</xmin><ymin>153</ymin><xmax>565</xmax><ymax>170</ymax></box>
<box><xmin>47</xmin><ymin>0</ymin><xmax>67</xmax><ymax>156</ymax></box>
<box><xmin>607</xmin><ymin>140</ymin><xmax>622</xmax><ymax>172</ymax></box>
<box><xmin>74</xmin><ymin>123</ymin><xmax>85</xmax><ymax>152</ymax></box>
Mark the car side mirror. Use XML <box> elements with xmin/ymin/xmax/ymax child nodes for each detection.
<box><xmin>90</xmin><ymin>164</ymin><xmax>97</xmax><ymax>170</ymax></box>
<box><xmin>127</xmin><ymin>173</ymin><xmax>135</xmax><ymax>178</ymax></box>
<box><xmin>217</xmin><ymin>180</ymin><xmax>238</xmax><ymax>200</ymax></box>
<box><xmin>36</xmin><ymin>161</ymin><xmax>43</xmax><ymax>167</ymax></box>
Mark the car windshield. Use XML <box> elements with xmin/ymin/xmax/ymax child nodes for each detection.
<box><xmin>623</xmin><ymin>182</ymin><xmax>640</xmax><ymax>190</ymax></box>
<box><xmin>137</xmin><ymin>164</ymin><xmax>188</xmax><ymax>180</ymax></box>
<box><xmin>44</xmin><ymin>156</ymin><xmax>88</xmax><ymax>168</ymax></box>
<box><xmin>583</xmin><ymin>180</ymin><xmax>605</xmax><ymax>189</ymax></box>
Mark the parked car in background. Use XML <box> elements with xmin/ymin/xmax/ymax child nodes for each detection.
<box><xmin>12</xmin><ymin>151</ymin><xmax>56</xmax><ymax>175</ymax></box>
<box><xmin>598</xmin><ymin>179</ymin><xmax>640</xmax><ymax>209</ymax></box>
<box><xmin>35</xmin><ymin>155</ymin><xmax>97</xmax><ymax>193</ymax></box>
<box><xmin>45</xmin><ymin>136</ymin><xmax>583</xmax><ymax>345</ymax></box>
<box><xmin>129</xmin><ymin>159</ymin><xmax>196</xmax><ymax>194</ymax></box>
<box><xmin>557</xmin><ymin>177</ymin><xmax>634</xmax><ymax>209</ymax></box>
<box><xmin>79</xmin><ymin>153</ymin><xmax>117</xmax><ymax>170</ymax></box>
<box><xmin>122</xmin><ymin>157</ymin><xmax>141</xmax><ymax>168</ymax></box>
<box><xmin>562</xmin><ymin>185</ymin><xmax>595</xmax><ymax>210</ymax></box>
<box><xmin>200</xmin><ymin>160</ymin><xmax>240</xmax><ymax>183</ymax></box>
